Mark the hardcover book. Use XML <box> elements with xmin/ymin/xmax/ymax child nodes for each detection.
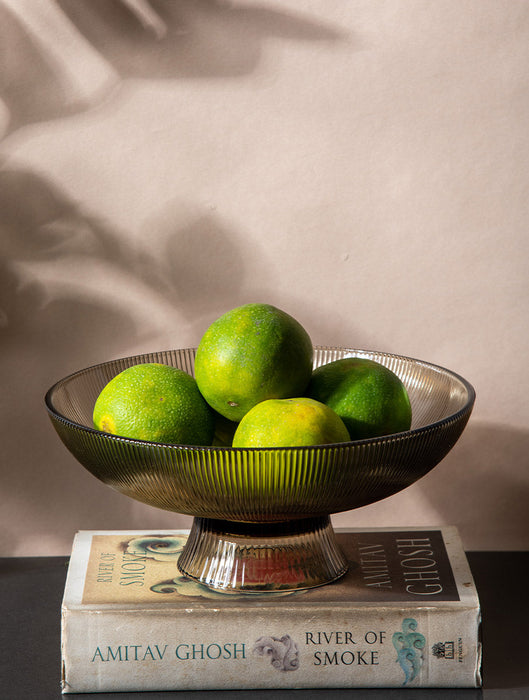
<box><xmin>61</xmin><ymin>526</ymin><xmax>482</xmax><ymax>693</ymax></box>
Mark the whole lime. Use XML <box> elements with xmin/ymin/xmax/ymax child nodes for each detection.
<box><xmin>307</xmin><ymin>357</ymin><xmax>412</xmax><ymax>440</ymax></box>
<box><xmin>232</xmin><ymin>397</ymin><xmax>350</xmax><ymax>448</ymax></box>
<box><xmin>93</xmin><ymin>362</ymin><xmax>215</xmax><ymax>445</ymax></box>
<box><xmin>194</xmin><ymin>303</ymin><xmax>313</xmax><ymax>422</ymax></box>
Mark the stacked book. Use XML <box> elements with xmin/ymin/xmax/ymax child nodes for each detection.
<box><xmin>61</xmin><ymin>526</ymin><xmax>481</xmax><ymax>693</ymax></box>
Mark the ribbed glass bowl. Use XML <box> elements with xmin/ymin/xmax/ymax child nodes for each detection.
<box><xmin>45</xmin><ymin>347</ymin><xmax>475</xmax><ymax>592</ymax></box>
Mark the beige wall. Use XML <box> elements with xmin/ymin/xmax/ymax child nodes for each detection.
<box><xmin>1</xmin><ymin>0</ymin><xmax>528</xmax><ymax>555</ymax></box>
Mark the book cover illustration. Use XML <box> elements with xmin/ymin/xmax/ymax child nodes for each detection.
<box><xmin>81</xmin><ymin>529</ymin><xmax>460</xmax><ymax>605</ymax></box>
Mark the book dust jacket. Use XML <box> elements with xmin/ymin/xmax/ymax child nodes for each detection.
<box><xmin>61</xmin><ymin>527</ymin><xmax>482</xmax><ymax>692</ymax></box>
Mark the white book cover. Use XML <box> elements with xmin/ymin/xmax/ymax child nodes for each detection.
<box><xmin>61</xmin><ymin>526</ymin><xmax>482</xmax><ymax>693</ymax></box>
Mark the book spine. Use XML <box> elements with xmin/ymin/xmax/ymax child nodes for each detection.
<box><xmin>62</xmin><ymin>604</ymin><xmax>481</xmax><ymax>692</ymax></box>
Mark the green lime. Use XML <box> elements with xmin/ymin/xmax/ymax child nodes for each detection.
<box><xmin>194</xmin><ymin>303</ymin><xmax>313</xmax><ymax>422</ymax></box>
<box><xmin>307</xmin><ymin>357</ymin><xmax>412</xmax><ymax>440</ymax></box>
<box><xmin>93</xmin><ymin>362</ymin><xmax>215</xmax><ymax>445</ymax></box>
<box><xmin>232</xmin><ymin>397</ymin><xmax>350</xmax><ymax>448</ymax></box>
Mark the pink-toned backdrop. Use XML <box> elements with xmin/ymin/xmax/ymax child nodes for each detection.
<box><xmin>1</xmin><ymin>0</ymin><xmax>528</xmax><ymax>555</ymax></box>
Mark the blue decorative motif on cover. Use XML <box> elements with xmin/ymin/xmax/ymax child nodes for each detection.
<box><xmin>392</xmin><ymin>618</ymin><xmax>426</xmax><ymax>685</ymax></box>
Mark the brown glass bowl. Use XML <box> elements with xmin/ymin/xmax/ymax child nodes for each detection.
<box><xmin>45</xmin><ymin>347</ymin><xmax>475</xmax><ymax>592</ymax></box>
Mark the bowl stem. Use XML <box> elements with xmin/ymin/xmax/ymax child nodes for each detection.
<box><xmin>177</xmin><ymin>515</ymin><xmax>348</xmax><ymax>593</ymax></box>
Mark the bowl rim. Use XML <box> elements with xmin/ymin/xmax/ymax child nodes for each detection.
<box><xmin>44</xmin><ymin>346</ymin><xmax>476</xmax><ymax>452</ymax></box>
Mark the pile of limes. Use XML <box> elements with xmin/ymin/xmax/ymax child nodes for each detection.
<box><xmin>93</xmin><ymin>303</ymin><xmax>412</xmax><ymax>448</ymax></box>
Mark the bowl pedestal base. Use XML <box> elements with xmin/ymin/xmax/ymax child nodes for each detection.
<box><xmin>177</xmin><ymin>515</ymin><xmax>348</xmax><ymax>593</ymax></box>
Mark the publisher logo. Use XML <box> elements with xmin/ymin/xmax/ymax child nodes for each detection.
<box><xmin>432</xmin><ymin>638</ymin><xmax>464</xmax><ymax>663</ymax></box>
<box><xmin>432</xmin><ymin>641</ymin><xmax>455</xmax><ymax>659</ymax></box>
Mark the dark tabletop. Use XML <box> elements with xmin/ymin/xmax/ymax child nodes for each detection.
<box><xmin>1</xmin><ymin>552</ymin><xmax>528</xmax><ymax>700</ymax></box>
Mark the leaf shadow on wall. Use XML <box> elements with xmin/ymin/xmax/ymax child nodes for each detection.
<box><xmin>57</xmin><ymin>0</ymin><xmax>348</xmax><ymax>79</ymax></box>
<box><xmin>0</xmin><ymin>166</ymin><xmax>260</xmax><ymax>553</ymax></box>
<box><xmin>1</xmin><ymin>0</ymin><xmax>347</xmax><ymax>136</ymax></box>
<box><xmin>138</xmin><ymin>198</ymin><xmax>271</xmax><ymax>340</ymax></box>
